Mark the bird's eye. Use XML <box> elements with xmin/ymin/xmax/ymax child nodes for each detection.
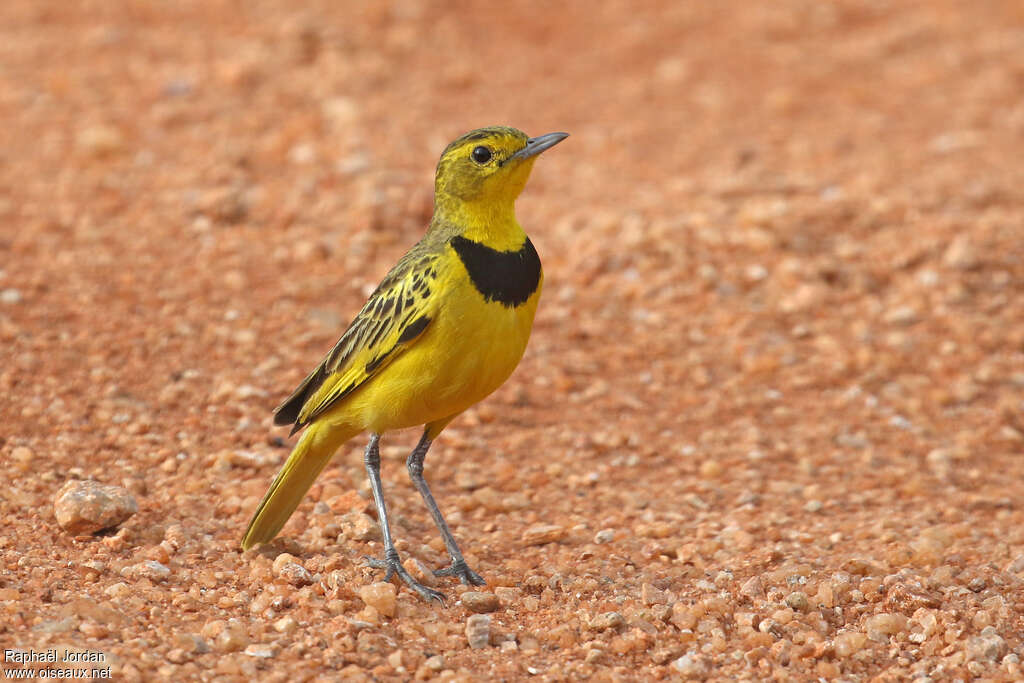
<box><xmin>471</xmin><ymin>146</ymin><xmax>492</xmax><ymax>164</ymax></box>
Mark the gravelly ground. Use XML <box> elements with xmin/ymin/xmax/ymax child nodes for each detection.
<box><xmin>2</xmin><ymin>1</ymin><xmax>1024</xmax><ymax>680</ymax></box>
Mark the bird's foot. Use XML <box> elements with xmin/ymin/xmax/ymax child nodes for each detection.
<box><xmin>365</xmin><ymin>553</ymin><xmax>446</xmax><ymax>605</ymax></box>
<box><xmin>433</xmin><ymin>558</ymin><xmax>486</xmax><ymax>586</ymax></box>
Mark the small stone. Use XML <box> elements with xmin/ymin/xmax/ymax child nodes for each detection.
<box><xmin>844</xmin><ymin>558</ymin><xmax>884</xmax><ymax>576</ymax></box>
<box><xmin>273</xmin><ymin>616</ymin><xmax>298</xmax><ymax>634</ymax></box>
<box><xmin>215</xmin><ymin>621</ymin><xmax>249</xmax><ymax>652</ymax></box>
<box><xmin>10</xmin><ymin>446</ymin><xmax>34</xmax><ymax>472</ymax></box>
<box><xmin>277</xmin><ymin>562</ymin><xmax>313</xmax><ymax>587</ymax></box>
<box><xmin>201</xmin><ymin>620</ymin><xmax>226</xmax><ymax>640</ymax></box>
<box><xmin>103</xmin><ymin>582</ymin><xmax>131</xmax><ymax>599</ymax></box>
<box><xmin>944</xmin><ymin>235</ymin><xmax>978</xmax><ymax>269</ymax></box>
<box><xmin>865</xmin><ymin>613</ymin><xmax>908</xmax><ymax>642</ymax></box>
<box><xmin>76</xmin><ymin>124</ymin><xmax>125</xmax><ymax>157</ymax></box>
<box><xmin>671</xmin><ymin>652</ymin><xmax>709</xmax><ymax>677</ymax></box>
<box><xmin>424</xmin><ymin>654</ymin><xmax>445</xmax><ymax>671</ymax></box>
<box><xmin>163</xmin><ymin>524</ymin><xmax>186</xmax><ymax>550</ymax></box>
<box><xmin>176</xmin><ymin>634</ymin><xmax>210</xmax><ymax>654</ymax></box>
<box><xmin>493</xmin><ymin>586</ymin><xmax>520</xmax><ymax>606</ymax></box>
<box><xmin>272</xmin><ymin>553</ymin><xmax>296</xmax><ymax>573</ymax></box>
<box><xmin>522</xmin><ymin>523</ymin><xmax>566</xmax><ymax>546</ymax></box>
<box><xmin>243</xmin><ymin>644</ymin><xmax>278</xmax><ymax>658</ymax></box>
<box><xmin>34</xmin><ymin>618</ymin><xmax>77</xmax><ymax>633</ymax></box>
<box><xmin>967</xmin><ymin>630</ymin><xmax>1008</xmax><ymax>662</ymax></box>
<box><xmin>740</xmin><ymin>576</ymin><xmax>765</xmax><ymax>599</ymax></box>
<box><xmin>54</xmin><ymin>480</ymin><xmax>138</xmax><ymax>535</ymax></box>
<box><xmin>358</xmin><ymin>582</ymin><xmax>397</xmax><ymax>618</ymax></box>
<box><xmin>165</xmin><ymin>648</ymin><xmax>188</xmax><ymax>664</ymax></box>
<box><xmin>670</xmin><ymin>603</ymin><xmax>698</xmax><ymax>631</ymax></box>
<box><xmin>884</xmin><ymin>306</ymin><xmax>919</xmax><ymax>325</ymax></box>
<box><xmin>78</xmin><ymin>621</ymin><xmax>108</xmax><ymax>638</ymax></box>
<box><xmin>699</xmin><ymin>460</ymin><xmax>722</xmax><ymax>478</ymax></box>
<box><xmin>785</xmin><ymin>591</ymin><xmax>809</xmax><ymax>611</ymax></box>
<box><xmin>403</xmin><ymin>557</ymin><xmax>439</xmax><ymax>588</ymax></box>
<box><xmin>339</xmin><ymin>511</ymin><xmax>380</xmax><ymax>541</ymax></box>
<box><xmin>0</xmin><ymin>288</ymin><xmax>21</xmax><ymax>304</ymax></box>
<box><xmin>588</xmin><ymin>612</ymin><xmax>625</xmax><ymax>632</ymax></box>
<box><xmin>461</xmin><ymin>591</ymin><xmax>500</xmax><ymax>613</ymax></box>
<box><xmin>834</xmin><ymin>631</ymin><xmax>867</xmax><ymax>658</ymax></box>
<box><xmin>594</xmin><ymin>528</ymin><xmax>615</xmax><ymax>544</ymax></box>
<box><xmin>122</xmin><ymin>561</ymin><xmax>171</xmax><ymax>582</ymax></box>
<box><xmin>465</xmin><ymin>614</ymin><xmax>491</xmax><ymax>649</ymax></box>
<box><xmin>641</xmin><ymin>583</ymin><xmax>669</xmax><ymax>605</ymax></box>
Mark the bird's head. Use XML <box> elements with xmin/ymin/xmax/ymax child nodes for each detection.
<box><xmin>433</xmin><ymin>127</ymin><xmax>568</xmax><ymax>210</ymax></box>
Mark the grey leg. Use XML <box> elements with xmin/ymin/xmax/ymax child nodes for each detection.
<box><xmin>363</xmin><ymin>433</ymin><xmax>446</xmax><ymax>604</ymax></box>
<box><xmin>407</xmin><ymin>430</ymin><xmax>485</xmax><ymax>586</ymax></box>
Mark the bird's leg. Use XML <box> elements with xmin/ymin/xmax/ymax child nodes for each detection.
<box><xmin>363</xmin><ymin>433</ymin><xmax>446</xmax><ymax>604</ymax></box>
<box><xmin>407</xmin><ymin>431</ymin><xmax>486</xmax><ymax>586</ymax></box>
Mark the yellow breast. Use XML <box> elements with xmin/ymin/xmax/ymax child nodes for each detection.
<box><xmin>330</xmin><ymin>244</ymin><xmax>542</xmax><ymax>434</ymax></box>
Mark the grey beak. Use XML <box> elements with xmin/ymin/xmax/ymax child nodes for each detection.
<box><xmin>510</xmin><ymin>132</ymin><xmax>569</xmax><ymax>161</ymax></box>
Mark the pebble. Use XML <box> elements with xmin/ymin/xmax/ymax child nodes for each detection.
<box><xmin>273</xmin><ymin>616</ymin><xmax>298</xmax><ymax>634</ymax></box>
<box><xmin>588</xmin><ymin>612</ymin><xmax>625</xmax><ymax>632</ymax></box>
<box><xmin>740</xmin><ymin>576</ymin><xmax>765</xmax><ymax>598</ymax></box>
<box><xmin>641</xmin><ymin>583</ymin><xmax>669</xmax><ymax>606</ymax></box>
<box><xmin>865</xmin><ymin>613</ymin><xmax>908</xmax><ymax>642</ymax></box>
<box><xmin>966</xmin><ymin>628</ymin><xmax>1008</xmax><ymax>662</ymax></box>
<box><xmin>803</xmin><ymin>500</ymin><xmax>823</xmax><ymax>513</ymax></box>
<box><xmin>461</xmin><ymin>591</ymin><xmax>500</xmax><ymax>613</ymax></box>
<box><xmin>34</xmin><ymin>618</ymin><xmax>77</xmax><ymax>633</ymax></box>
<box><xmin>54</xmin><ymin>480</ymin><xmax>138</xmax><ymax>535</ymax></box>
<box><xmin>671</xmin><ymin>652</ymin><xmax>709</xmax><ymax>677</ymax></box>
<box><xmin>339</xmin><ymin>511</ymin><xmax>380</xmax><ymax>541</ymax></box>
<box><xmin>492</xmin><ymin>586</ymin><xmax>520</xmax><ymax>606</ymax></box>
<box><xmin>593</xmin><ymin>528</ymin><xmax>615</xmax><ymax>544</ymax></box>
<box><xmin>403</xmin><ymin>557</ymin><xmax>440</xmax><ymax>588</ymax></box>
<box><xmin>422</xmin><ymin>655</ymin><xmax>445</xmax><ymax>672</ymax></box>
<box><xmin>176</xmin><ymin>634</ymin><xmax>210</xmax><ymax>654</ymax></box>
<box><xmin>10</xmin><ymin>446</ymin><xmax>34</xmax><ymax>472</ymax></box>
<box><xmin>215</xmin><ymin>621</ymin><xmax>249</xmax><ymax>652</ymax></box>
<box><xmin>121</xmin><ymin>561</ymin><xmax>171</xmax><ymax>582</ymax></box>
<box><xmin>0</xmin><ymin>288</ymin><xmax>21</xmax><ymax>304</ymax></box>
<box><xmin>277</xmin><ymin>562</ymin><xmax>314</xmax><ymax>587</ymax></box>
<box><xmin>104</xmin><ymin>582</ymin><xmax>131</xmax><ymax>598</ymax></box>
<box><xmin>943</xmin><ymin>235</ymin><xmax>978</xmax><ymax>269</ymax></box>
<box><xmin>522</xmin><ymin>523</ymin><xmax>566</xmax><ymax>546</ymax></box>
<box><xmin>243</xmin><ymin>644</ymin><xmax>278</xmax><ymax>658</ymax></box>
<box><xmin>75</xmin><ymin>124</ymin><xmax>125</xmax><ymax>156</ymax></box>
<box><xmin>884</xmin><ymin>306</ymin><xmax>919</xmax><ymax>325</ymax></box>
<box><xmin>465</xmin><ymin>614</ymin><xmax>491</xmax><ymax>649</ymax></box>
<box><xmin>833</xmin><ymin>631</ymin><xmax>867</xmax><ymax>658</ymax></box>
<box><xmin>785</xmin><ymin>591</ymin><xmax>809</xmax><ymax>611</ymax></box>
<box><xmin>358</xmin><ymin>582</ymin><xmax>397</xmax><ymax>618</ymax></box>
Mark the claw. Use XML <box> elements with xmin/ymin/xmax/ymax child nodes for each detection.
<box><xmin>365</xmin><ymin>555</ymin><xmax>447</xmax><ymax>605</ymax></box>
<box><xmin>433</xmin><ymin>558</ymin><xmax>486</xmax><ymax>586</ymax></box>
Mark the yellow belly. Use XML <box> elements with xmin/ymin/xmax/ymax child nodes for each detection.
<box><xmin>328</xmin><ymin>267</ymin><xmax>542</xmax><ymax>434</ymax></box>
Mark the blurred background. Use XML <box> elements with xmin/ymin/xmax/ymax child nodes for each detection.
<box><xmin>2</xmin><ymin>1</ymin><xmax>1023</xmax><ymax>679</ymax></box>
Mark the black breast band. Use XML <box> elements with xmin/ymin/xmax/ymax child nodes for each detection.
<box><xmin>450</xmin><ymin>236</ymin><xmax>542</xmax><ymax>307</ymax></box>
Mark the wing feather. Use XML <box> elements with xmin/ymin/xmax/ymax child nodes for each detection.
<box><xmin>273</xmin><ymin>245</ymin><xmax>441</xmax><ymax>433</ymax></box>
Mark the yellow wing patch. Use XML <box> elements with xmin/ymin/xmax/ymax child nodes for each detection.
<box><xmin>274</xmin><ymin>248</ymin><xmax>440</xmax><ymax>433</ymax></box>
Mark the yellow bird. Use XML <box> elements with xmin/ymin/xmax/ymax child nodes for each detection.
<box><xmin>242</xmin><ymin>126</ymin><xmax>568</xmax><ymax>602</ymax></box>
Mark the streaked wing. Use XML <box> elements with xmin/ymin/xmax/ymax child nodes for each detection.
<box><xmin>273</xmin><ymin>244</ymin><xmax>442</xmax><ymax>433</ymax></box>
